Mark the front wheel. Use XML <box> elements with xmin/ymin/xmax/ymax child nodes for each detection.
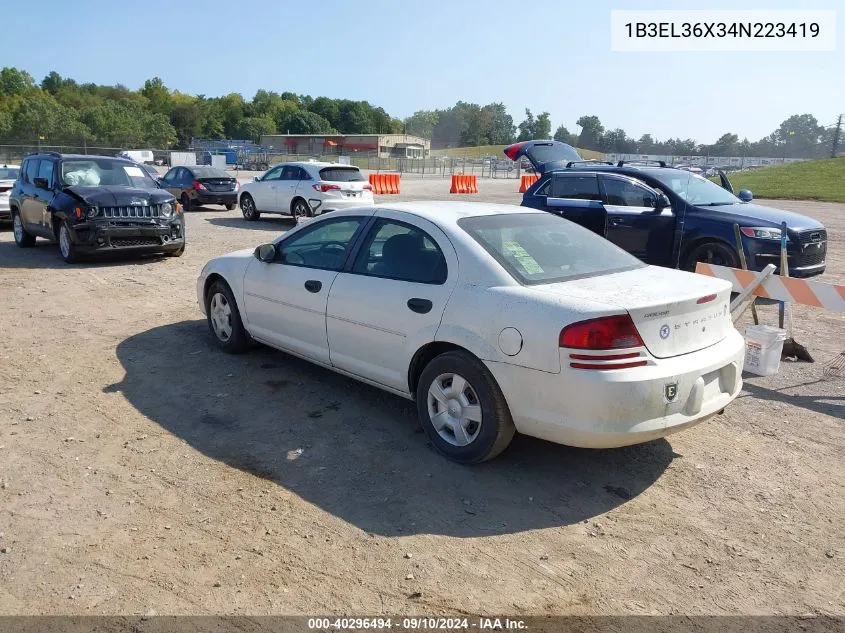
<box><xmin>240</xmin><ymin>194</ymin><xmax>260</xmax><ymax>221</ymax></box>
<box><xmin>205</xmin><ymin>280</ymin><xmax>250</xmax><ymax>354</ymax></box>
<box><xmin>12</xmin><ymin>212</ymin><xmax>35</xmax><ymax>248</ymax></box>
<box><xmin>58</xmin><ymin>221</ymin><xmax>80</xmax><ymax>264</ymax></box>
<box><xmin>225</xmin><ymin>203</ymin><xmax>235</xmax><ymax>211</ymax></box>
<box><xmin>416</xmin><ymin>351</ymin><xmax>515</xmax><ymax>463</ymax></box>
<box><xmin>684</xmin><ymin>241</ymin><xmax>739</xmax><ymax>272</ymax></box>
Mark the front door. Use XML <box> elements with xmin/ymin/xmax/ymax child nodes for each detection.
<box><xmin>326</xmin><ymin>212</ymin><xmax>458</xmax><ymax>393</ymax></box>
<box><xmin>242</xmin><ymin>216</ymin><xmax>369</xmax><ymax>364</ymax></box>
<box><xmin>599</xmin><ymin>174</ymin><xmax>676</xmax><ymax>266</ymax></box>
<box><xmin>252</xmin><ymin>165</ymin><xmax>282</xmax><ymax>210</ymax></box>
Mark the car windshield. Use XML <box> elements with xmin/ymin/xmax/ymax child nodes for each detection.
<box><xmin>0</xmin><ymin>167</ymin><xmax>19</xmax><ymax>179</ymax></box>
<box><xmin>650</xmin><ymin>170</ymin><xmax>740</xmax><ymax>206</ymax></box>
<box><xmin>319</xmin><ymin>167</ymin><xmax>364</xmax><ymax>182</ymax></box>
<box><xmin>191</xmin><ymin>166</ymin><xmax>230</xmax><ymax>178</ymax></box>
<box><xmin>60</xmin><ymin>158</ymin><xmax>158</xmax><ymax>188</ymax></box>
<box><xmin>458</xmin><ymin>213</ymin><xmax>644</xmax><ymax>285</ymax></box>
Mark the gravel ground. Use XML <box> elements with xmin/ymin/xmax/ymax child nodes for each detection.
<box><xmin>0</xmin><ymin>175</ymin><xmax>842</xmax><ymax>617</ymax></box>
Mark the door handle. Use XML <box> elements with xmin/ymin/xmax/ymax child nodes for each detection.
<box><xmin>407</xmin><ymin>298</ymin><xmax>433</xmax><ymax>314</ymax></box>
<box><xmin>609</xmin><ymin>217</ymin><xmax>625</xmax><ymax>226</ymax></box>
<box><xmin>304</xmin><ymin>280</ymin><xmax>322</xmax><ymax>293</ymax></box>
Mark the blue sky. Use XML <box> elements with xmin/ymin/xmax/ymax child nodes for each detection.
<box><xmin>1</xmin><ymin>0</ymin><xmax>841</xmax><ymax>144</ymax></box>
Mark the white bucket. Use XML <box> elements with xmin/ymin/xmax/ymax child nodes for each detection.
<box><xmin>744</xmin><ymin>325</ymin><xmax>788</xmax><ymax>376</ymax></box>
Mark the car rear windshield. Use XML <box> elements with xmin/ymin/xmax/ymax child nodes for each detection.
<box><xmin>60</xmin><ymin>159</ymin><xmax>158</xmax><ymax>188</ymax></box>
<box><xmin>191</xmin><ymin>166</ymin><xmax>231</xmax><ymax>179</ymax></box>
<box><xmin>458</xmin><ymin>213</ymin><xmax>644</xmax><ymax>285</ymax></box>
<box><xmin>319</xmin><ymin>167</ymin><xmax>364</xmax><ymax>182</ymax></box>
<box><xmin>0</xmin><ymin>167</ymin><xmax>19</xmax><ymax>179</ymax></box>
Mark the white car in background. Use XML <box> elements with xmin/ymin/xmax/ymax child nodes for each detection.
<box><xmin>238</xmin><ymin>162</ymin><xmax>374</xmax><ymax>221</ymax></box>
<box><xmin>0</xmin><ymin>164</ymin><xmax>20</xmax><ymax>222</ymax></box>
<box><xmin>197</xmin><ymin>202</ymin><xmax>745</xmax><ymax>463</ymax></box>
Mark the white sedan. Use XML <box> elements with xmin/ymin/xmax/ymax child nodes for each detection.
<box><xmin>197</xmin><ymin>202</ymin><xmax>745</xmax><ymax>463</ymax></box>
<box><xmin>237</xmin><ymin>161</ymin><xmax>374</xmax><ymax>221</ymax></box>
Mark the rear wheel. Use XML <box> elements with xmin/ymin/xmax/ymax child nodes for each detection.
<box><xmin>180</xmin><ymin>193</ymin><xmax>192</xmax><ymax>213</ymax></box>
<box><xmin>416</xmin><ymin>350</ymin><xmax>515</xmax><ymax>463</ymax></box>
<box><xmin>205</xmin><ymin>280</ymin><xmax>250</xmax><ymax>354</ymax></box>
<box><xmin>12</xmin><ymin>212</ymin><xmax>35</xmax><ymax>248</ymax></box>
<box><xmin>684</xmin><ymin>241</ymin><xmax>739</xmax><ymax>272</ymax></box>
<box><xmin>291</xmin><ymin>198</ymin><xmax>312</xmax><ymax>220</ymax></box>
<box><xmin>240</xmin><ymin>194</ymin><xmax>260</xmax><ymax>221</ymax></box>
<box><xmin>225</xmin><ymin>203</ymin><xmax>235</xmax><ymax>211</ymax></box>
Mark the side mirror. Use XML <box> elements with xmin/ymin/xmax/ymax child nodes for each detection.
<box><xmin>654</xmin><ymin>193</ymin><xmax>671</xmax><ymax>210</ymax></box>
<box><xmin>254</xmin><ymin>243</ymin><xmax>278</xmax><ymax>263</ymax></box>
<box><xmin>33</xmin><ymin>177</ymin><xmax>49</xmax><ymax>190</ymax></box>
<box><xmin>738</xmin><ymin>189</ymin><xmax>753</xmax><ymax>202</ymax></box>
<box><xmin>253</xmin><ymin>175</ymin><xmax>262</xmax><ymax>182</ymax></box>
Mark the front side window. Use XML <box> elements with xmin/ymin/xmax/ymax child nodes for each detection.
<box><xmin>551</xmin><ymin>175</ymin><xmax>600</xmax><ymax>200</ymax></box>
<box><xmin>262</xmin><ymin>166</ymin><xmax>283</xmax><ymax>181</ymax></box>
<box><xmin>278</xmin><ymin>218</ymin><xmax>364</xmax><ymax>271</ymax></box>
<box><xmin>602</xmin><ymin>177</ymin><xmax>658</xmax><ymax>208</ymax></box>
<box><xmin>37</xmin><ymin>160</ymin><xmax>55</xmax><ymax>188</ymax></box>
<box><xmin>60</xmin><ymin>158</ymin><xmax>158</xmax><ymax>188</ymax></box>
<box><xmin>352</xmin><ymin>220</ymin><xmax>447</xmax><ymax>284</ymax></box>
<box><xmin>24</xmin><ymin>159</ymin><xmax>38</xmax><ymax>184</ymax></box>
<box><xmin>459</xmin><ymin>213</ymin><xmax>643</xmax><ymax>285</ymax></box>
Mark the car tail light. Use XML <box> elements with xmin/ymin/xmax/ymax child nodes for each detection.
<box><xmin>504</xmin><ymin>142</ymin><xmax>527</xmax><ymax>160</ymax></box>
<box><xmin>363</xmin><ymin>184</ymin><xmax>373</xmax><ymax>191</ymax></box>
<box><xmin>0</xmin><ymin>186</ymin><xmax>10</xmax><ymax>193</ymax></box>
<box><xmin>696</xmin><ymin>293</ymin><xmax>717</xmax><ymax>304</ymax></box>
<box><xmin>313</xmin><ymin>183</ymin><xmax>340</xmax><ymax>192</ymax></box>
<box><xmin>559</xmin><ymin>314</ymin><xmax>644</xmax><ymax>350</ymax></box>
<box><xmin>192</xmin><ymin>180</ymin><xmax>206</xmax><ymax>191</ymax></box>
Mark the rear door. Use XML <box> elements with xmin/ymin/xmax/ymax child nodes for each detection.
<box><xmin>326</xmin><ymin>212</ymin><xmax>458</xmax><ymax>392</ymax></box>
<box><xmin>599</xmin><ymin>174</ymin><xmax>676</xmax><ymax>266</ymax></box>
<box><xmin>503</xmin><ymin>140</ymin><xmax>582</xmax><ymax>174</ymax></box>
<box><xmin>544</xmin><ymin>173</ymin><xmax>606</xmax><ymax>236</ymax></box>
<box><xmin>276</xmin><ymin>165</ymin><xmax>301</xmax><ymax>212</ymax></box>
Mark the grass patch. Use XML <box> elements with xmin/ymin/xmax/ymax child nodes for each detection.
<box><xmin>720</xmin><ymin>158</ymin><xmax>845</xmax><ymax>203</ymax></box>
<box><xmin>430</xmin><ymin>144</ymin><xmax>604</xmax><ymax>161</ymax></box>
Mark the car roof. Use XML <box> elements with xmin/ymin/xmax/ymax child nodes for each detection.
<box><xmin>379</xmin><ymin>201</ymin><xmax>545</xmax><ymax>225</ymax></box>
<box><xmin>286</xmin><ymin>161</ymin><xmax>359</xmax><ymax>169</ymax></box>
<box><xmin>551</xmin><ymin>165</ymin><xmax>693</xmax><ymax>178</ymax></box>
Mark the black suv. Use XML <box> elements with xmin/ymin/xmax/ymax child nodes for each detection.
<box><xmin>8</xmin><ymin>153</ymin><xmax>185</xmax><ymax>263</ymax></box>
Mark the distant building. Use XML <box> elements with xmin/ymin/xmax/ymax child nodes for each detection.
<box><xmin>259</xmin><ymin>134</ymin><xmax>430</xmax><ymax>159</ymax></box>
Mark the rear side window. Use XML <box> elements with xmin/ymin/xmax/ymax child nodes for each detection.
<box><xmin>551</xmin><ymin>175</ymin><xmax>600</xmax><ymax>200</ymax></box>
<box><xmin>319</xmin><ymin>167</ymin><xmax>364</xmax><ymax>182</ymax></box>
<box><xmin>353</xmin><ymin>219</ymin><xmax>447</xmax><ymax>284</ymax></box>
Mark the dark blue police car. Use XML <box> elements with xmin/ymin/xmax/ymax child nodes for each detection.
<box><xmin>507</xmin><ymin>140</ymin><xmax>826</xmax><ymax>278</ymax></box>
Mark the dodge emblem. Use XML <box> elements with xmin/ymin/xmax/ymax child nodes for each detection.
<box><xmin>659</xmin><ymin>324</ymin><xmax>671</xmax><ymax>339</ymax></box>
<box><xmin>664</xmin><ymin>382</ymin><xmax>679</xmax><ymax>403</ymax></box>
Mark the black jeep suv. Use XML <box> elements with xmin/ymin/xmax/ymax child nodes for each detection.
<box><xmin>9</xmin><ymin>152</ymin><xmax>185</xmax><ymax>263</ymax></box>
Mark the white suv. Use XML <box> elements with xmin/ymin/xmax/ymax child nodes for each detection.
<box><xmin>238</xmin><ymin>162</ymin><xmax>374</xmax><ymax>221</ymax></box>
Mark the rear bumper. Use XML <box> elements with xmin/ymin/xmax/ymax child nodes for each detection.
<box><xmin>193</xmin><ymin>191</ymin><xmax>238</xmax><ymax>206</ymax></box>
<box><xmin>70</xmin><ymin>216</ymin><xmax>185</xmax><ymax>254</ymax></box>
<box><xmin>309</xmin><ymin>196</ymin><xmax>374</xmax><ymax>214</ymax></box>
<box><xmin>484</xmin><ymin>329</ymin><xmax>746</xmax><ymax>449</ymax></box>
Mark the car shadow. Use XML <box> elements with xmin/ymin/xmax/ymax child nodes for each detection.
<box><xmin>205</xmin><ymin>216</ymin><xmax>296</xmax><ymax>231</ymax></box>
<box><xmin>0</xmin><ymin>240</ymin><xmax>169</xmax><ymax>270</ymax></box>
<box><xmin>739</xmin><ymin>379</ymin><xmax>843</xmax><ymax>420</ymax></box>
<box><xmin>107</xmin><ymin>320</ymin><xmax>675</xmax><ymax>537</ymax></box>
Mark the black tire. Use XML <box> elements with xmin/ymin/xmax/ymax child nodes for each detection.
<box><xmin>416</xmin><ymin>350</ymin><xmax>515</xmax><ymax>464</ymax></box>
<box><xmin>12</xmin><ymin>211</ymin><xmax>35</xmax><ymax>248</ymax></box>
<box><xmin>291</xmin><ymin>198</ymin><xmax>312</xmax><ymax>220</ymax></box>
<box><xmin>259</xmin><ymin>162</ymin><xmax>269</xmax><ymax>171</ymax></box>
<box><xmin>57</xmin><ymin>221</ymin><xmax>80</xmax><ymax>264</ymax></box>
<box><xmin>240</xmin><ymin>194</ymin><xmax>260</xmax><ymax>221</ymax></box>
<box><xmin>205</xmin><ymin>280</ymin><xmax>250</xmax><ymax>354</ymax></box>
<box><xmin>683</xmin><ymin>241</ymin><xmax>740</xmax><ymax>272</ymax></box>
<box><xmin>225</xmin><ymin>203</ymin><xmax>235</xmax><ymax>211</ymax></box>
<box><xmin>180</xmin><ymin>193</ymin><xmax>192</xmax><ymax>213</ymax></box>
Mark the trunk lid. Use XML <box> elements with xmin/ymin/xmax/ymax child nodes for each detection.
<box><xmin>537</xmin><ymin>266</ymin><xmax>734</xmax><ymax>358</ymax></box>
<box><xmin>503</xmin><ymin>140</ymin><xmax>582</xmax><ymax>174</ymax></box>
<box><xmin>198</xmin><ymin>177</ymin><xmax>236</xmax><ymax>192</ymax></box>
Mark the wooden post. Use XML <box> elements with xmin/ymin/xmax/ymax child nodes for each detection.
<box><xmin>733</xmin><ymin>223</ymin><xmax>759</xmax><ymax>325</ymax></box>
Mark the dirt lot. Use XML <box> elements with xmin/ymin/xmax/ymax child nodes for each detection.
<box><xmin>0</xmin><ymin>176</ymin><xmax>842</xmax><ymax>617</ymax></box>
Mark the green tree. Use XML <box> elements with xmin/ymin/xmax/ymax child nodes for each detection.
<box><xmin>9</xmin><ymin>92</ymin><xmax>91</xmax><ymax>143</ymax></box>
<box><xmin>0</xmin><ymin>67</ymin><xmax>35</xmax><ymax>97</ymax></box>
<box><xmin>234</xmin><ymin>116</ymin><xmax>276</xmax><ymax>142</ymax></box>
<box><xmin>516</xmin><ymin>109</ymin><xmax>536</xmax><ymax>142</ymax></box>
<box><xmin>277</xmin><ymin>110</ymin><xmax>335</xmax><ymax>134</ymax></box>
<box><xmin>484</xmin><ymin>103</ymin><xmax>515</xmax><ymax>144</ymax></box>
<box><xmin>553</xmin><ymin>125</ymin><xmax>576</xmax><ymax>145</ymax></box>
<box><xmin>404</xmin><ymin>110</ymin><xmax>439</xmax><ymax>139</ymax></box>
<box><xmin>575</xmin><ymin>115</ymin><xmax>604</xmax><ymax>150</ymax></box>
<box><xmin>534</xmin><ymin>112</ymin><xmax>552</xmax><ymax>140</ymax></box>
<box><xmin>141</xmin><ymin>77</ymin><xmax>172</xmax><ymax>116</ymax></box>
